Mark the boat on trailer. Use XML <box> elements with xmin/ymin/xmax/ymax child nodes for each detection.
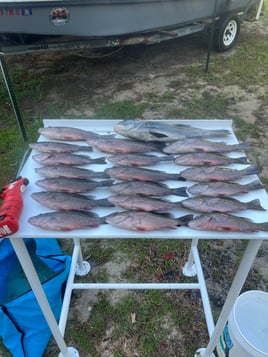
<box><xmin>0</xmin><ymin>0</ymin><xmax>263</xmax><ymax>52</ymax></box>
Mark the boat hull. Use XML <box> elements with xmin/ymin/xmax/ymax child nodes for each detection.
<box><xmin>0</xmin><ymin>0</ymin><xmax>257</xmax><ymax>38</ymax></box>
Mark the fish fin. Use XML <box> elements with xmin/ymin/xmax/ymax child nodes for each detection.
<box><xmin>98</xmin><ymin>179</ymin><xmax>114</xmax><ymax>187</ymax></box>
<box><xmin>247</xmin><ymin>179</ymin><xmax>264</xmax><ymax>191</ymax></box>
<box><xmin>235</xmin><ymin>142</ymin><xmax>252</xmax><ymax>151</ymax></box>
<box><xmin>172</xmin><ymin>186</ymin><xmax>188</xmax><ymax>197</ymax></box>
<box><xmin>260</xmin><ymin>222</ymin><xmax>268</xmax><ymax>232</ymax></box>
<box><xmin>236</xmin><ymin>156</ymin><xmax>249</xmax><ymax>164</ymax></box>
<box><xmin>81</xmin><ymin>146</ymin><xmax>93</xmax><ymax>152</ymax></box>
<box><xmin>248</xmin><ymin>199</ymin><xmax>265</xmax><ymax>211</ymax></box>
<box><xmin>243</xmin><ymin>165</ymin><xmax>259</xmax><ymax>176</ymax></box>
<box><xmin>149</xmin><ymin>141</ymin><xmax>167</xmax><ymax>151</ymax></box>
<box><xmin>93</xmin><ymin>157</ymin><xmax>107</xmax><ymax>164</ymax></box>
<box><xmin>98</xmin><ymin>198</ymin><xmax>115</xmax><ymax>207</ymax></box>
<box><xmin>176</xmin><ymin>214</ymin><xmax>194</xmax><ymax>226</ymax></box>
<box><xmin>149</xmin><ymin>131</ymin><xmax>169</xmax><ymax>139</ymax></box>
<box><xmin>210</xmin><ymin>129</ymin><xmax>230</xmax><ymax>137</ymax></box>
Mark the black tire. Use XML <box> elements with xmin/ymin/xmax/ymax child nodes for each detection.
<box><xmin>214</xmin><ymin>15</ymin><xmax>240</xmax><ymax>52</ymax></box>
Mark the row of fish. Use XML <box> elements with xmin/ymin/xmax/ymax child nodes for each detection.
<box><xmin>31</xmin><ymin>191</ymin><xmax>265</xmax><ymax>214</ymax></box>
<box><xmin>29</xmin><ymin>209</ymin><xmax>268</xmax><ymax>233</ymax></box>
<box><xmin>28</xmin><ymin>121</ymin><xmax>267</xmax><ymax>233</ymax></box>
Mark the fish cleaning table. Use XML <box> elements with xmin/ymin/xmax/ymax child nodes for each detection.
<box><xmin>9</xmin><ymin>119</ymin><xmax>268</xmax><ymax>357</ymax></box>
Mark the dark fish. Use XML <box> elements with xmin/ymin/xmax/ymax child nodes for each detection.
<box><xmin>35</xmin><ymin>178</ymin><xmax>112</xmax><ymax>193</ymax></box>
<box><xmin>107</xmin><ymin>153</ymin><xmax>172</xmax><ymax>166</ymax></box>
<box><xmin>180</xmin><ymin>196</ymin><xmax>265</xmax><ymax>213</ymax></box>
<box><xmin>108</xmin><ymin>181</ymin><xmax>188</xmax><ymax>197</ymax></box>
<box><xmin>32</xmin><ymin>152</ymin><xmax>106</xmax><ymax>166</ymax></box>
<box><xmin>105</xmin><ymin>211</ymin><xmax>193</xmax><ymax>231</ymax></box>
<box><xmin>107</xmin><ymin>195</ymin><xmax>179</xmax><ymax>212</ymax></box>
<box><xmin>188</xmin><ymin>213</ymin><xmax>268</xmax><ymax>233</ymax></box>
<box><xmin>188</xmin><ymin>180</ymin><xmax>264</xmax><ymax>196</ymax></box>
<box><xmin>29</xmin><ymin>141</ymin><xmax>93</xmax><ymax>153</ymax></box>
<box><xmin>180</xmin><ymin>165</ymin><xmax>259</xmax><ymax>182</ymax></box>
<box><xmin>105</xmin><ymin>166</ymin><xmax>184</xmax><ymax>182</ymax></box>
<box><xmin>163</xmin><ymin>138</ymin><xmax>252</xmax><ymax>154</ymax></box>
<box><xmin>174</xmin><ymin>152</ymin><xmax>249</xmax><ymax>166</ymax></box>
<box><xmin>35</xmin><ymin>165</ymin><xmax>108</xmax><ymax>180</ymax></box>
<box><xmin>86</xmin><ymin>137</ymin><xmax>163</xmax><ymax>154</ymax></box>
<box><xmin>28</xmin><ymin>210</ymin><xmax>103</xmax><ymax>231</ymax></box>
<box><xmin>114</xmin><ymin>120</ymin><xmax>230</xmax><ymax>142</ymax></box>
<box><xmin>38</xmin><ymin>126</ymin><xmax>113</xmax><ymax>141</ymax></box>
<box><xmin>31</xmin><ymin>191</ymin><xmax>113</xmax><ymax>210</ymax></box>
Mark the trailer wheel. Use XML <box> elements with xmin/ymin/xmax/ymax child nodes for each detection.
<box><xmin>214</xmin><ymin>15</ymin><xmax>240</xmax><ymax>52</ymax></box>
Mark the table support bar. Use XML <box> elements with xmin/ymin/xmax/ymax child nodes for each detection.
<box><xmin>201</xmin><ymin>238</ymin><xmax>263</xmax><ymax>357</ymax></box>
<box><xmin>9</xmin><ymin>238</ymin><xmax>72</xmax><ymax>357</ymax></box>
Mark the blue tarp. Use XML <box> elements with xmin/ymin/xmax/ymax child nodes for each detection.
<box><xmin>0</xmin><ymin>238</ymin><xmax>71</xmax><ymax>357</ymax></box>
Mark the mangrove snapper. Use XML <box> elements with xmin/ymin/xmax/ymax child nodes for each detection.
<box><xmin>188</xmin><ymin>213</ymin><xmax>268</xmax><ymax>233</ymax></box>
<box><xmin>35</xmin><ymin>165</ymin><xmax>108</xmax><ymax>180</ymax></box>
<box><xmin>180</xmin><ymin>165</ymin><xmax>259</xmax><ymax>182</ymax></box>
<box><xmin>188</xmin><ymin>180</ymin><xmax>264</xmax><ymax>196</ymax></box>
<box><xmin>174</xmin><ymin>152</ymin><xmax>249</xmax><ymax>166</ymax></box>
<box><xmin>31</xmin><ymin>191</ymin><xmax>113</xmax><ymax>210</ymax></box>
<box><xmin>180</xmin><ymin>196</ymin><xmax>265</xmax><ymax>213</ymax></box>
<box><xmin>105</xmin><ymin>211</ymin><xmax>193</xmax><ymax>231</ymax></box>
<box><xmin>35</xmin><ymin>178</ymin><xmax>112</xmax><ymax>193</ymax></box>
<box><xmin>28</xmin><ymin>210</ymin><xmax>103</xmax><ymax>231</ymax></box>
<box><xmin>32</xmin><ymin>152</ymin><xmax>106</xmax><ymax>166</ymax></box>
<box><xmin>108</xmin><ymin>181</ymin><xmax>188</xmax><ymax>197</ymax></box>
<box><xmin>163</xmin><ymin>138</ymin><xmax>252</xmax><ymax>154</ymax></box>
<box><xmin>86</xmin><ymin>137</ymin><xmax>163</xmax><ymax>154</ymax></box>
<box><xmin>29</xmin><ymin>141</ymin><xmax>93</xmax><ymax>153</ymax></box>
<box><xmin>38</xmin><ymin>126</ymin><xmax>113</xmax><ymax>141</ymax></box>
<box><xmin>105</xmin><ymin>166</ymin><xmax>184</xmax><ymax>182</ymax></box>
<box><xmin>107</xmin><ymin>153</ymin><xmax>172</xmax><ymax>166</ymax></box>
<box><xmin>107</xmin><ymin>195</ymin><xmax>179</xmax><ymax>212</ymax></box>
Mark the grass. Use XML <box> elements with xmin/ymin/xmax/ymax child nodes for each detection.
<box><xmin>0</xmin><ymin>4</ymin><xmax>268</xmax><ymax>356</ymax></box>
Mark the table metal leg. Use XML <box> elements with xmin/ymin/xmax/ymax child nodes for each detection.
<box><xmin>9</xmin><ymin>237</ymin><xmax>78</xmax><ymax>357</ymax></box>
<box><xmin>183</xmin><ymin>238</ymin><xmax>198</xmax><ymax>277</ymax></box>
<box><xmin>73</xmin><ymin>238</ymin><xmax>91</xmax><ymax>276</ymax></box>
<box><xmin>195</xmin><ymin>238</ymin><xmax>263</xmax><ymax>357</ymax></box>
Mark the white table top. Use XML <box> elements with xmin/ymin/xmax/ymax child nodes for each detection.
<box><xmin>12</xmin><ymin>119</ymin><xmax>268</xmax><ymax>240</ymax></box>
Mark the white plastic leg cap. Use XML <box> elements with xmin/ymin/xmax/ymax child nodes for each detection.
<box><xmin>58</xmin><ymin>346</ymin><xmax>79</xmax><ymax>357</ymax></box>
<box><xmin>194</xmin><ymin>348</ymin><xmax>215</xmax><ymax>357</ymax></box>
<box><xmin>75</xmin><ymin>261</ymin><xmax>91</xmax><ymax>276</ymax></box>
<box><xmin>182</xmin><ymin>262</ymin><xmax>197</xmax><ymax>277</ymax></box>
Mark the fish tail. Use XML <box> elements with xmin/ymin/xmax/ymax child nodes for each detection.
<box><xmin>176</xmin><ymin>214</ymin><xmax>194</xmax><ymax>226</ymax></box>
<box><xmin>147</xmin><ymin>141</ymin><xmax>166</xmax><ymax>151</ymax></box>
<box><xmin>97</xmin><ymin>198</ymin><xmax>115</xmax><ymax>207</ymax></box>
<box><xmin>259</xmin><ymin>222</ymin><xmax>268</xmax><ymax>231</ymax></box>
<box><xmin>234</xmin><ymin>142</ymin><xmax>252</xmax><ymax>151</ymax></box>
<box><xmin>172</xmin><ymin>186</ymin><xmax>188</xmax><ymax>197</ymax></box>
<box><xmin>95</xmin><ymin>172</ymin><xmax>110</xmax><ymax>179</ymax></box>
<box><xmin>247</xmin><ymin>199</ymin><xmax>265</xmax><ymax>211</ymax></box>
<box><xmin>93</xmin><ymin>157</ymin><xmax>107</xmax><ymax>164</ymax></box>
<box><xmin>210</xmin><ymin>129</ymin><xmax>230</xmax><ymax>137</ymax></box>
<box><xmin>82</xmin><ymin>146</ymin><xmax>93</xmax><ymax>152</ymax></box>
<box><xmin>236</xmin><ymin>156</ymin><xmax>250</xmax><ymax>164</ymax></box>
<box><xmin>247</xmin><ymin>179</ymin><xmax>264</xmax><ymax>191</ymax></box>
<box><xmin>243</xmin><ymin>165</ymin><xmax>259</xmax><ymax>176</ymax></box>
<box><xmin>100</xmin><ymin>216</ymin><xmax>107</xmax><ymax>224</ymax></box>
<box><xmin>98</xmin><ymin>179</ymin><xmax>114</xmax><ymax>187</ymax></box>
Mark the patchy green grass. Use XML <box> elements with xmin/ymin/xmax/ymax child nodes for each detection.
<box><xmin>93</xmin><ymin>99</ymin><xmax>149</xmax><ymax>119</ymax></box>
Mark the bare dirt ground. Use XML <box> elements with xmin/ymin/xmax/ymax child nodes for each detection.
<box><xmin>4</xmin><ymin>15</ymin><xmax>268</xmax><ymax>357</ymax></box>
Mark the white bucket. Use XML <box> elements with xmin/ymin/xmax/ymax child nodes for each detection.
<box><xmin>216</xmin><ymin>290</ymin><xmax>268</xmax><ymax>357</ymax></box>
